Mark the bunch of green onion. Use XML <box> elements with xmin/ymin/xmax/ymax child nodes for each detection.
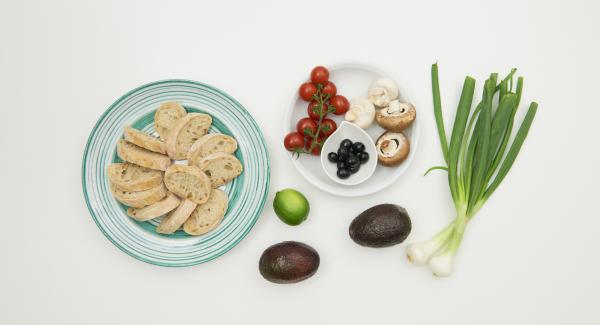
<box><xmin>406</xmin><ymin>63</ymin><xmax>538</xmax><ymax>277</ymax></box>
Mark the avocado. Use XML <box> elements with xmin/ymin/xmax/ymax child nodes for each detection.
<box><xmin>259</xmin><ymin>241</ymin><xmax>320</xmax><ymax>284</ymax></box>
<box><xmin>349</xmin><ymin>204</ymin><xmax>412</xmax><ymax>248</ymax></box>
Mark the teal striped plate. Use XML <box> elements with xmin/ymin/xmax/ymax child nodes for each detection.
<box><xmin>82</xmin><ymin>80</ymin><xmax>270</xmax><ymax>267</ymax></box>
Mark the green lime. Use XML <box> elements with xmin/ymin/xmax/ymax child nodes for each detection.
<box><xmin>273</xmin><ymin>189</ymin><xmax>310</xmax><ymax>226</ymax></box>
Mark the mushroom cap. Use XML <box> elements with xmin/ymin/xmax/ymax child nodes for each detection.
<box><xmin>368</xmin><ymin>77</ymin><xmax>399</xmax><ymax>107</ymax></box>
<box><xmin>375</xmin><ymin>100</ymin><xmax>416</xmax><ymax>132</ymax></box>
<box><xmin>375</xmin><ymin>131</ymin><xmax>410</xmax><ymax>166</ymax></box>
<box><xmin>344</xmin><ymin>97</ymin><xmax>375</xmax><ymax>129</ymax></box>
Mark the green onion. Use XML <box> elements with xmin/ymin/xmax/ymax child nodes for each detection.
<box><xmin>406</xmin><ymin>63</ymin><xmax>538</xmax><ymax>276</ymax></box>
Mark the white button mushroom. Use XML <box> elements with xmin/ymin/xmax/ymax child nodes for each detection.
<box><xmin>345</xmin><ymin>97</ymin><xmax>375</xmax><ymax>129</ymax></box>
<box><xmin>368</xmin><ymin>77</ymin><xmax>399</xmax><ymax>107</ymax></box>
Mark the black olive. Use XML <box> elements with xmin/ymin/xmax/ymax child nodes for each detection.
<box><xmin>337</xmin><ymin>168</ymin><xmax>351</xmax><ymax>179</ymax></box>
<box><xmin>327</xmin><ymin>152</ymin><xmax>338</xmax><ymax>163</ymax></box>
<box><xmin>347</xmin><ymin>156</ymin><xmax>359</xmax><ymax>167</ymax></box>
<box><xmin>346</xmin><ymin>152</ymin><xmax>357</xmax><ymax>161</ymax></box>
<box><xmin>337</xmin><ymin>147</ymin><xmax>349</xmax><ymax>160</ymax></box>
<box><xmin>352</xmin><ymin>142</ymin><xmax>365</xmax><ymax>153</ymax></box>
<box><xmin>340</xmin><ymin>139</ymin><xmax>353</xmax><ymax>149</ymax></box>
<box><xmin>348</xmin><ymin>163</ymin><xmax>360</xmax><ymax>174</ymax></box>
<box><xmin>337</xmin><ymin>161</ymin><xmax>347</xmax><ymax>169</ymax></box>
<box><xmin>358</xmin><ymin>152</ymin><xmax>369</xmax><ymax>164</ymax></box>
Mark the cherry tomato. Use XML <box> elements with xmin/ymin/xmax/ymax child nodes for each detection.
<box><xmin>296</xmin><ymin>118</ymin><xmax>318</xmax><ymax>137</ymax></box>
<box><xmin>284</xmin><ymin>132</ymin><xmax>305</xmax><ymax>151</ymax></box>
<box><xmin>330</xmin><ymin>95</ymin><xmax>350</xmax><ymax>115</ymax></box>
<box><xmin>307</xmin><ymin>101</ymin><xmax>328</xmax><ymax>120</ymax></box>
<box><xmin>305</xmin><ymin>137</ymin><xmax>323</xmax><ymax>155</ymax></box>
<box><xmin>310</xmin><ymin>66</ymin><xmax>329</xmax><ymax>85</ymax></box>
<box><xmin>322</xmin><ymin>81</ymin><xmax>337</xmax><ymax>98</ymax></box>
<box><xmin>320</xmin><ymin>118</ymin><xmax>337</xmax><ymax>137</ymax></box>
<box><xmin>299</xmin><ymin>82</ymin><xmax>317</xmax><ymax>101</ymax></box>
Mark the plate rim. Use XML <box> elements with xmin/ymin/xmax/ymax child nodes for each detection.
<box><xmin>283</xmin><ymin>62</ymin><xmax>420</xmax><ymax>197</ymax></box>
<box><xmin>82</xmin><ymin>79</ymin><xmax>270</xmax><ymax>267</ymax></box>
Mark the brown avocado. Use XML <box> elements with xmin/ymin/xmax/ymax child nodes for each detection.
<box><xmin>349</xmin><ymin>204</ymin><xmax>412</xmax><ymax>248</ymax></box>
<box><xmin>259</xmin><ymin>241</ymin><xmax>320</xmax><ymax>284</ymax></box>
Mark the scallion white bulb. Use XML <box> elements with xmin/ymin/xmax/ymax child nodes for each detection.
<box><xmin>406</xmin><ymin>238</ymin><xmax>446</xmax><ymax>265</ymax></box>
<box><xmin>428</xmin><ymin>250</ymin><xmax>455</xmax><ymax>277</ymax></box>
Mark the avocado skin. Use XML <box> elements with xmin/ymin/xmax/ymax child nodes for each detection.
<box><xmin>349</xmin><ymin>204</ymin><xmax>412</xmax><ymax>248</ymax></box>
<box><xmin>259</xmin><ymin>241</ymin><xmax>320</xmax><ymax>284</ymax></box>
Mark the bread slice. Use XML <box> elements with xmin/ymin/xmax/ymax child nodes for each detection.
<box><xmin>116</xmin><ymin>139</ymin><xmax>171</xmax><ymax>171</ymax></box>
<box><xmin>183</xmin><ymin>189</ymin><xmax>228</xmax><ymax>236</ymax></box>
<box><xmin>123</xmin><ymin>126</ymin><xmax>167</xmax><ymax>154</ymax></box>
<box><xmin>110</xmin><ymin>182</ymin><xmax>167</xmax><ymax>208</ymax></box>
<box><xmin>164</xmin><ymin>164</ymin><xmax>211</xmax><ymax>204</ymax></box>
<box><xmin>156</xmin><ymin>199</ymin><xmax>197</xmax><ymax>234</ymax></box>
<box><xmin>165</xmin><ymin>113</ymin><xmax>212</xmax><ymax>160</ymax></box>
<box><xmin>188</xmin><ymin>133</ymin><xmax>238</xmax><ymax>166</ymax></box>
<box><xmin>107</xmin><ymin>163</ymin><xmax>163</xmax><ymax>192</ymax></box>
<box><xmin>154</xmin><ymin>102</ymin><xmax>187</xmax><ymax>140</ymax></box>
<box><xmin>126</xmin><ymin>192</ymin><xmax>180</xmax><ymax>221</ymax></box>
<box><xmin>193</xmin><ymin>153</ymin><xmax>243</xmax><ymax>188</ymax></box>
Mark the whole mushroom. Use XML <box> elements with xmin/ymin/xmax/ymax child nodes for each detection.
<box><xmin>375</xmin><ymin>131</ymin><xmax>410</xmax><ymax>166</ymax></box>
<box><xmin>368</xmin><ymin>77</ymin><xmax>399</xmax><ymax>107</ymax></box>
<box><xmin>345</xmin><ymin>97</ymin><xmax>375</xmax><ymax>129</ymax></box>
<box><xmin>375</xmin><ymin>100</ymin><xmax>416</xmax><ymax>132</ymax></box>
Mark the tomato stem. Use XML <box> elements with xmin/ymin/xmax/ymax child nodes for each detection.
<box><xmin>304</xmin><ymin>84</ymin><xmax>331</xmax><ymax>154</ymax></box>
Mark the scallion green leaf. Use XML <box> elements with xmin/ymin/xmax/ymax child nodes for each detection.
<box><xmin>484</xmin><ymin>102</ymin><xmax>538</xmax><ymax>200</ymax></box>
<box><xmin>431</xmin><ymin>63</ymin><xmax>449</xmax><ymax>164</ymax></box>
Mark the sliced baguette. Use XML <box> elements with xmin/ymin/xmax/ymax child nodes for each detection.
<box><xmin>123</xmin><ymin>126</ymin><xmax>167</xmax><ymax>154</ymax></box>
<box><xmin>164</xmin><ymin>165</ymin><xmax>211</xmax><ymax>204</ymax></box>
<box><xmin>154</xmin><ymin>102</ymin><xmax>187</xmax><ymax>140</ymax></box>
<box><xmin>156</xmin><ymin>199</ymin><xmax>197</xmax><ymax>234</ymax></box>
<box><xmin>183</xmin><ymin>189</ymin><xmax>228</xmax><ymax>236</ymax></box>
<box><xmin>126</xmin><ymin>192</ymin><xmax>180</xmax><ymax>221</ymax></box>
<box><xmin>116</xmin><ymin>139</ymin><xmax>171</xmax><ymax>171</ymax></box>
<box><xmin>188</xmin><ymin>133</ymin><xmax>238</xmax><ymax>166</ymax></box>
<box><xmin>107</xmin><ymin>163</ymin><xmax>163</xmax><ymax>192</ymax></box>
<box><xmin>193</xmin><ymin>153</ymin><xmax>243</xmax><ymax>188</ymax></box>
<box><xmin>110</xmin><ymin>182</ymin><xmax>167</xmax><ymax>208</ymax></box>
<box><xmin>165</xmin><ymin>113</ymin><xmax>212</xmax><ymax>160</ymax></box>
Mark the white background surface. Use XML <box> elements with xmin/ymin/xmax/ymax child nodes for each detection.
<box><xmin>1</xmin><ymin>0</ymin><xmax>598</xmax><ymax>324</ymax></box>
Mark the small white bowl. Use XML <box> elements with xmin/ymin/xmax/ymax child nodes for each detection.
<box><xmin>320</xmin><ymin>121</ymin><xmax>377</xmax><ymax>186</ymax></box>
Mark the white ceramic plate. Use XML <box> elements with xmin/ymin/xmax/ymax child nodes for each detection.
<box><xmin>284</xmin><ymin>63</ymin><xmax>419</xmax><ymax>197</ymax></box>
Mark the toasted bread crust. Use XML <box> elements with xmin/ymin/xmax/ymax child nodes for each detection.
<box><xmin>154</xmin><ymin>102</ymin><xmax>187</xmax><ymax>140</ymax></box>
<box><xmin>164</xmin><ymin>165</ymin><xmax>211</xmax><ymax>204</ymax></box>
<box><xmin>123</xmin><ymin>126</ymin><xmax>167</xmax><ymax>154</ymax></box>
<box><xmin>107</xmin><ymin>163</ymin><xmax>163</xmax><ymax>192</ymax></box>
<box><xmin>183</xmin><ymin>189</ymin><xmax>228</xmax><ymax>235</ymax></box>
<box><xmin>110</xmin><ymin>182</ymin><xmax>167</xmax><ymax>208</ymax></box>
<box><xmin>157</xmin><ymin>199</ymin><xmax>197</xmax><ymax>234</ymax></box>
<box><xmin>126</xmin><ymin>193</ymin><xmax>181</xmax><ymax>221</ymax></box>
<box><xmin>165</xmin><ymin>113</ymin><xmax>212</xmax><ymax>160</ymax></box>
<box><xmin>188</xmin><ymin>133</ymin><xmax>238</xmax><ymax>165</ymax></box>
<box><xmin>194</xmin><ymin>153</ymin><xmax>243</xmax><ymax>188</ymax></box>
<box><xmin>116</xmin><ymin>139</ymin><xmax>171</xmax><ymax>171</ymax></box>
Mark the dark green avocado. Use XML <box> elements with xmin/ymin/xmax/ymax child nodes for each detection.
<box><xmin>259</xmin><ymin>241</ymin><xmax>320</xmax><ymax>284</ymax></box>
<box><xmin>349</xmin><ymin>204</ymin><xmax>412</xmax><ymax>248</ymax></box>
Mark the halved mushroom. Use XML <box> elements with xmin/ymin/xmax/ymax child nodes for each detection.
<box><xmin>375</xmin><ymin>131</ymin><xmax>410</xmax><ymax>166</ymax></box>
<box><xmin>368</xmin><ymin>77</ymin><xmax>399</xmax><ymax>107</ymax></box>
<box><xmin>345</xmin><ymin>97</ymin><xmax>375</xmax><ymax>129</ymax></box>
<box><xmin>375</xmin><ymin>100</ymin><xmax>416</xmax><ymax>132</ymax></box>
